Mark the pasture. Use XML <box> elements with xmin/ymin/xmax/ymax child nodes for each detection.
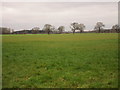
<box><xmin>2</xmin><ymin>33</ymin><xmax>118</xmax><ymax>88</ymax></box>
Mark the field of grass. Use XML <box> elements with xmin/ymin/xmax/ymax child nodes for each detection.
<box><xmin>2</xmin><ymin>33</ymin><xmax>118</xmax><ymax>88</ymax></box>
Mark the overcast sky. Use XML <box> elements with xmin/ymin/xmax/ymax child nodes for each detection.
<box><xmin>2</xmin><ymin>2</ymin><xmax>118</xmax><ymax>31</ymax></box>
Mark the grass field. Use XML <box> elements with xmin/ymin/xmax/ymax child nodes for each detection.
<box><xmin>2</xmin><ymin>33</ymin><xmax>118</xmax><ymax>88</ymax></box>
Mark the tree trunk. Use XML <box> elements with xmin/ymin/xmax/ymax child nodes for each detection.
<box><xmin>73</xmin><ymin>30</ymin><xmax>75</xmax><ymax>34</ymax></box>
<box><xmin>116</xmin><ymin>29</ymin><xmax>119</xmax><ymax>33</ymax></box>
<box><xmin>118</xmin><ymin>29</ymin><xmax>120</xmax><ymax>33</ymax></box>
<box><xmin>80</xmin><ymin>30</ymin><xmax>82</xmax><ymax>33</ymax></box>
<box><xmin>99</xmin><ymin>27</ymin><xmax>101</xmax><ymax>33</ymax></box>
<box><xmin>48</xmin><ymin>31</ymin><xmax>49</xmax><ymax>35</ymax></box>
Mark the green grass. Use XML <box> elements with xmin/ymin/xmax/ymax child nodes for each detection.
<box><xmin>2</xmin><ymin>33</ymin><xmax>118</xmax><ymax>88</ymax></box>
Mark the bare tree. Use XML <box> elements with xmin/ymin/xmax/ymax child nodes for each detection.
<box><xmin>112</xmin><ymin>24</ymin><xmax>120</xmax><ymax>33</ymax></box>
<box><xmin>11</xmin><ymin>29</ymin><xmax>14</xmax><ymax>34</ymax></box>
<box><xmin>58</xmin><ymin>26</ymin><xmax>65</xmax><ymax>34</ymax></box>
<box><xmin>32</xmin><ymin>27</ymin><xmax>40</xmax><ymax>34</ymax></box>
<box><xmin>43</xmin><ymin>24</ymin><xmax>53</xmax><ymax>34</ymax></box>
<box><xmin>51</xmin><ymin>26</ymin><xmax>55</xmax><ymax>32</ymax></box>
<box><xmin>70</xmin><ymin>22</ymin><xmax>85</xmax><ymax>34</ymax></box>
<box><xmin>94</xmin><ymin>22</ymin><xmax>105</xmax><ymax>33</ymax></box>
<box><xmin>0</xmin><ymin>27</ymin><xmax>11</xmax><ymax>34</ymax></box>
<box><xmin>79</xmin><ymin>24</ymin><xmax>85</xmax><ymax>33</ymax></box>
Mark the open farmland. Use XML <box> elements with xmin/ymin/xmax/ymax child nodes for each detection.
<box><xmin>2</xmin><ymin>33</ymin><xmax>118</xmax><ymax>88</ymax></box>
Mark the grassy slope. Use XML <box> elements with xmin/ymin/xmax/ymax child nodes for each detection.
<box><xmin>2</xmin><ymin>33</ymin><xmax>118</xmax><ymax>88</ymax></box>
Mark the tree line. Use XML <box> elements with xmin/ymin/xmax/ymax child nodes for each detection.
<box><xmin>0</xmin><ymin>22</ymin><xmax>120</xmax><ymax>34</ymax></box>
